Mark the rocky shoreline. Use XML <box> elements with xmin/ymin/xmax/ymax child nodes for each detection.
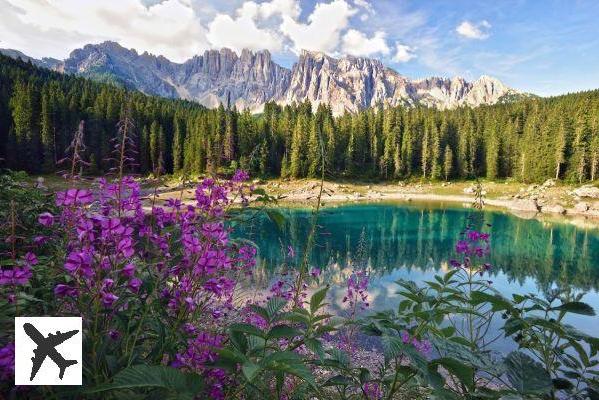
<box><xmin>256</xmin><ymin>179</ymin><xmax>599</xmax><ymax>226</ymax></box>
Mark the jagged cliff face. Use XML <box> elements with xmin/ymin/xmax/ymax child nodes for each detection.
<box><xmin>3</xmin><ymin>42</ymin><xmax>522</xmax><ymax>114</ymax></box>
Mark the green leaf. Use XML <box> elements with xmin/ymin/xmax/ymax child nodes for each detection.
<box><xmin>304</xmin><ymin>338</ymin><xmax>325</xmax><ymax>360</ymax></box>
<box><xmin>430</xmin><ymin>357</ymin><xmax>474</xmax><ymax>390</ymax></box>
<box><xmin>470</xmin><ymin>291</ymin><xmax>513</xmax><ymax>311</ymax></box>
<box><xmin>325</xmin><ymin>348</ymin><xmax>350</xmax><ymax>368</ymax></box>
<box><xmin>230</xmin><ymin>330</ymin><xmax>248</xmax><ymax>353</ymax></box>
<box><xmin>242</xmin><ymin>361</ymin><xmax>261</xmax><ymax>382</ymax></box>
<box><xmin>504</xmin><ymin>351</ymin><xmax>552</xmax><ymax>395</ymax></box>
<box><xmin>310</xmin><ymin>286</ymin><xmax>329</xmax><ymax>314</ymax></box>
<box><xmin>323</xmin><ymin>375</ymin><xmax>354</xmax><ymax>387</ymax></box>
<box><xmin>229</xmin><ymin>323</ymin><xmax>266</xmax><ymax>338</ymax></box>
<box><xmin>266</xmin><ymin>297</ymin><xmax>288</xmax><ymax>321</ymax></box>
<box><xmin>86</xmin><ymin>365</ymin><xmax>203</xmax><ymax>399</ymax></box>
<box><xmin>552</xmin><ymin>301</ymin><xmax>596</xmax><ymax>316</ymax></box>
<box><xmin>503</xmin><ymin>317</ymin><xmax>526</xmax><ymax>336</ymax></box>
<box><xmin>248</xmin><ymin>304</ymin><xmax>270</xmax><ymax>322</ymax></box>
<box><xmin>261</xmin><ymin>351</ymin><xmax>316</xmax><ymax>387</ymax></box>
<box><xmin>267</xmin><ymin>325</ymin><xmax>301</xmax><ymax>339</ymax></box>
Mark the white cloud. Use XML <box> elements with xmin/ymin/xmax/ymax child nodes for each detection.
<box><xmin>342</xmin><ymin>29</ymin><xmax>389</xmax><ymax>57</ymax></box>
<box><xmin>0</xmin><ymin>0</ymin><xmax>208</xmax><ymax>62</ymax></box>
<box><xmin>206</xmin><ymin>2</ymin><xmax>284</xmax><ymax>52</ymax></box>
<box><xmin>352</xmin><ymin>0</ymin><xmax>374</xmax><ymax>21</ymax></box>
<box><xmin>257</xmin><ymin>0</ymin><xmax>300</xmax><ymax>20</ymax></box>
<box><xmin>280</xmin><ymin>0</ymin><xmax>357</xmax><ymax>54</ymax></box>
<box><xmin>392</xmin><ymin>42</ymin><xmax>416</xmax><ymax>63</ymax></box>
<box><xmin>456</xmin><ymin>20</ymin><xmax>491</xmax><ymax>40</ymax></box>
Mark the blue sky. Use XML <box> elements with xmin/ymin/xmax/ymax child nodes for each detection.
<box><xmin>1</xmin><ymin>0</ymin><xmax>598</xmax><ymax>95</ymax></box>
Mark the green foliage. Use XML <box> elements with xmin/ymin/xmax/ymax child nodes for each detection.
<box><xmin>213</xmin><ymin>288</ymin><xmax>338</xmax><ymax>399</ymax></box>
<box><xmin>87</xmin><ymin>365</ymin><xmax>204</xmax><ymax>399</ymax></box>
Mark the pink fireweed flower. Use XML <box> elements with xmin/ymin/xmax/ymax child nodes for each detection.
<box><xmin>182</xmin><ymin>233</ymin><xmax>201</xmax><ymax>255</ymax></box>
<box><xmin>56</xmin><ymin>188</ymin><xmax>93</xmax><ymax>206</ymax></box>
<box><xmin>0</xmin><ymin>342</ymin><xmax>15</xmax><ymax>381</ymax></box>
<box><xmin>64</xmin><ymin>250</ymin><xmax>94</xmax><ymax>278</ymax></box>
<box><xmin>54</xmin><ymin>284</ymin><xmax>78</xmax><ymax>298</ymax></box>
<box><xmin>117</xmin><ymin>238</ymin><xmax>135</xmax><ymax>258</ymax></box>
<box><xmin>101</xmin><ymin>292</ymin><xmax>119</xmax><ymax>308</ymax></box>
<box><xmin>0</xmin><ymin>266</ymin><xmax>32</xmax><ymax>286</ymax></box>
<box><xmin>101</xmin><ymin>217</ymin><xmax>125</xmax><ymax>237</ymax></box>
<box><xmin>287</xmin><ymin>245</ymin><xmax>295</xmax><ymax>258</ymax></box>
<box><xmin>204</xmin><ymin>277</ymin><xmax>235</xmax><ymax>298</ymax></box>
<box><xmin>107</xmin><ymin>330</ymin><xmax>120</xmax><ymax>340</ymax></box>
<box><xmin>165</xmin><ymin>198</ymin><xmax>182</xmax><ymax>210</ymax></box>
<box><xmin>195</xmin><ymin>249</ymin><xmax>229</xmax><ymax>275</ymax></box>
<box><xmin>34</xmin><ymin>235</ymin><xmax>49</xmax><ymax>246</ymax></box>
<box><xmin>38</xmin><ymin>212</ymin><xmax>54</xmax><ymax>226</ymax></box>
<box><xmin>121</xmin><ymin>263</ymin><xmax>135</xmax><ymax>278</ymax></box>
<box><xmin>76</xmin><ymin>219</ymin><xmax>95</xmax><ymax>241</ymax></box>
<box><xmin>128</xmin><ymin>277</ymin><xmax>142</xmax><ymax>293</ymax></box>
<box><xmin>363</xmin><ymin>382</ymin><xmax>383</xmax><ymax>400</ymax></box>
<box><xmin>23</xmin><ymin>252</ymin><xmax>38</xmax><ymax>267</ymax></box>
<box><xmin>232</xmin><ymin>169</ymin><xmax>249</xmax><ymax>182</ymax></box>
<box><xmin>201</xmin><ymin>222</ymin><xmax>228</xmax><ymax>244</ymax></box>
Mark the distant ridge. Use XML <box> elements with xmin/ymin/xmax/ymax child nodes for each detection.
<box><xmin>1</xmin><ymin>42</ymin><xmax>531</xmax><ymax>115</ymax></box>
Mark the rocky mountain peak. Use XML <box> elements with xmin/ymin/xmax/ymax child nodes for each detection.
<box><xmin>1</xmin><ymin>42</ymin><xmax>525</xmax><ymax>114</ymax></box>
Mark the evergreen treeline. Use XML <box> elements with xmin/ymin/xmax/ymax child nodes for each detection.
<box><xmin>1</xmin><ymin>54</ymin><xmax>598</xmax><ymax>183</ymax></box>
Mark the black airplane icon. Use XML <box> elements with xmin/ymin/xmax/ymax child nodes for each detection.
<box><xmin>23</xmin><ymin>323</ymin><xmax>79</xmax><ymax>381</ymax></box>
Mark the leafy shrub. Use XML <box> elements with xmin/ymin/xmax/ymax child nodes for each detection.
<box><xmin>1</xmin><ymin>171</ymin><xmax>598</xmax><ymax>400</ymax></box>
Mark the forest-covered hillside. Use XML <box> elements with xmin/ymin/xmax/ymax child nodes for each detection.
<box><xmin>1</xmin><ymin>54</ymin><xmax>598</xmax><ymax>183</ymax></box>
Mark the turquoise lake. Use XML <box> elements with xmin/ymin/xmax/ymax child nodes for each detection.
<box><xmin>236</xmin><ymin>201</ymin><xmax>599</xmax><ymax>350</ymax></box>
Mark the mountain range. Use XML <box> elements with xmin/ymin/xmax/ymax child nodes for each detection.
<box><xmin>1</xmin><ymin>41</ymin><xmax>527</xmax><ymax>115</ymax></box>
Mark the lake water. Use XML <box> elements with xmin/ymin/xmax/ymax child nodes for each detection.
<box><xmin>235</xmin><ymin>201</ymin><xmax>599</xmax><ymax>349</ymax></box>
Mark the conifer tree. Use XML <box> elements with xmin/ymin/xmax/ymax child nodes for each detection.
<box><xmin>443</xmin><ymin>145</ymin><xmax>453</xmax><ymax>181</ymax></box>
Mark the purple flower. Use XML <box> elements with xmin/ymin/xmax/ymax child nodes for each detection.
<box><xmin>232</xmin><ymin>170</ymin><xmax>249</xmax><ymax>182</ymax></box>
<box><xmin>128</xmin><ymin>278</ymin><xmax>142</xmax><ymax>293</ymax></box>
<box><xmin>310</xmin><ymin>267</ymin><xmax>321</xmax><ymax>277</ymax></box>
<box><xmin>101</xmin><ymin>292</ymin><xmax>119</xmax><ymax>308</ymax></box>
<box><xmin>56</xmin><ymin>188</ymin><xmax>93</xmax><ymax>206</ymax></box>
<box><xmin>38</xmin><ymin>212</ymin><xmax>54</xmax><ymax>227</ymax></box>
<box><xmin>102</xmin><ymin>217</ymin><xmax>125</xmax><ymax>237</ymax></box>
<box><xmin>54</xmin><ymin>284</ymin><xmax>78</xmax><ymax>298</ymax></box>
<box><xmin>363</xmin><ymin>382</ymin><xmax>382</xmax><ymax>400</ymax></box>
<box><xmin>64</xmin><ymin>250</ymin><xmax>94</xmax><ymax>277</ymax></box>
<box><xmin>413</xmin><ymin>338</ymin><xmax>432</xmax><ymax>355</ymax></box>
<box><xmin>102</xmin><ymin>278</ymin><xmax>114</xmax><ymax>289</ymax></box>
<box><xmin>121</xmin><ymin>263</ymin><xmax>135</xmax><ymax>278</ymax></box>
<box><xmin>202</xmin><ymin>222</ymin><xmax>227</xmax><ymax>243</ymax></box>
<box><xmin>76</xmin><ymin>219</ymin><xmax>95</xmax><ymax>241</ymax></box>
<box><xmin>34</xmin><ymin>235</ymin><xmax>49</xmax><ymax>245</ymax></box>
<box><xmin>107</xmin><ymin>330</ymin><xmax>120</xmax><ymax>340</ymax></box>
<box><xmin>455</xmin><ymin>240</ymin><xmax>469</xmax><ymax>254</ymax></box>
<box><xmin>117</xmin><ymin>238</ymin><xmax>135</xmax><ymax>258</ymax></box>
<box><xmin>0</xmin><ymin>266</ymin><xmax>32</xmax><ymax>286</ymax></box>
<box><xmin>0</xmin><ymin>342</ymin><xmax>15</xmax><ymax>381</ymax></box>
<box><xmin>23</xmin><ymin>252</ymin><xmax>38</xmax><ymax>266</ymax></box>
<box><xmin>287</xmin><ymin>246</ymin><xmax>295</xmax><ymax>258</ymax></box>
<box><xmin>165</xmin><ymin>198</ymin><xmax>182</xmax><ymax>209</ymax></box>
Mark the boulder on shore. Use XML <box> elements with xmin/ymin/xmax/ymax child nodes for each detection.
<box><xmin>510</xmin><ymin>199</ymin><xmax>539</xmax><ymax>212</ymax></box>
<box><xmin>573</xmin><ymin>185</ymin><xmax>599</xmax><ymax>199</ymax></box>
<box><xmin>542</xmin><ymin>204</ymin><xmax>566</xmax><ymax>215</ymax></box>
<box><xmin>574</xmin><ymin>202</ymin><xmax>590</xmax><ymax>212</ymax></box>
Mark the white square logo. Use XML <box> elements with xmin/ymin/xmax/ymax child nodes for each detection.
<box><xmin>15</xmin><ymin>317</ymin><xmax>82</xmax><ymax>385</ymax></box>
